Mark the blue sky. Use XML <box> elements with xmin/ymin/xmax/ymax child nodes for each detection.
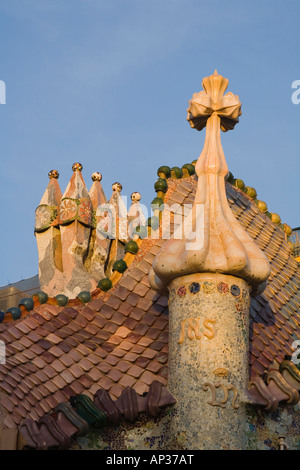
<box><xmin>0</xmin><ymin>0</ymin><xmax>299</xmax><ymax>286</ymax></box>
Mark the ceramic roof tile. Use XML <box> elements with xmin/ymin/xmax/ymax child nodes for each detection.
<box><xmin>34</xmin><ymin>325</ymin><xmax>50</xmax><ymax>337</ymax></box>
<box><xmin>137</xmin><ymin>298</ymin><xmax>152</xmax><ymax>312</ymax></box>
<box><xmin>6</xmin><ymin>326</ymin><xmax>22</xmax><ymax>340</ymax></box>
<box><xmin>13</xmin><ymin>353</ymin><xmax>28</xmax><ymax>364</ymax></box>
<box><xmin>75</xmin><ymin>343</ymin><xmax>91</xmax><ymax>356</ymax></box>
<box><xmin>140</xmin><ymin>275</ymin><xmax>151</xmax><ymax>288</ymax></box>
<box><xmin>98</xmin><ymin>376</ymin><xmax>114</xmax><ymax>391</ymax></box>
<box><xmin>137</xmin><ymin>337</ymin><xmax>153</xmax><ymax>347</ymax></box>
<box><xmin>118</xmin><ymin>340</ymin><xmax>135</xmax><ymax>352</ymax></box>
<box><xmin>133</xmin><ymin>323</ymin><xmax>149</xmax><ymax>336</ymax></box>
<box><xmin>137</xmin><ymin>260</ymin><xmax>152</xmax><ymax>275</ymax></box>
<box><xmin>53</xmin><ymin>390</ymin><xmax>68</xmax><ymax>404</ymax></box>
<box><xmin>119</xmin><ymin>275</ymin><xmax>138</xmax><ymax>291</ymax></box>
<box><xmin>156</xmin><ymin>296</ymin><xmax>169</xmax><ymax>307</ymax></box>
<box><xmin>141</xmin><ymin>312</ymin><xmax>157</xmax><ymax>326</ymax></box>
<box><xmin>108</xmin><ymin>335</ymin><xmax>123</xmax><ymax>346</ymax></box>
<box><xmin>142</xmin><ymin>348</ymin><xmax>158</xmax><ymax>359</ymax></box>
<box><xmin>119</xmin><ymin>375</ymin><xmax>137</xmax><ymax>388</ymax></box>
<box><xmin>1</xmin><ymin>331</ymin><xmax>16</xmax><ymax>343</ymax></box>
<box><xmin>14</xmin><ymin>322</ymin><xmax>31</xmax><ymax>335</ymax></box>
<box><xmin>128</xmin><ymin>267</ymin><xmax>145</xmax><ymax>282</ymax></box>
<box><xmin>146</xmin><ymin>328</ymin><xmax>161</xmax><ymax>340</ymax></box>
<box><xmin>73</xmin><ymin>314</ymin><xmax>89</xmax><ymax>329</ymax></box>
<box><xmin>155</xmin><ymin>351</ymin><xmax>168</xmax><ymax>363</ymax></box>
<box><xmin>123</xmin><ymin>352</ymin><xmax>139</xmax><ymax>362</ymax></box>
<box><xmin>40</xmin><ymin>353</ymin><xmax>56</xmax><ymax>366</ymax></box>
<box><xmin>82</xmin><ymin>322</ymin><xmax>99</xmax><ymax>336</ymax></box>
<box><xmin>111</xmin><ymin>311</ymin><xmax>126</xmax><ymax>326</ymax></box>
<box><xmin>133</xmin><ymin>283</ymin><xmax>149</xmax><ymax>297</ymax></box>
<box><xmin>103</xmin><ymin>354</ymin><xmax>119</xmax><ymax>366</ymax></box>
<box><xmin>36</xmin><ymin>371</ymin><xmax>49</xmax><ymax>383</ymax></box>
<box><xmin>76</xmin><ymin>305</ymin><xmax>97</xmax><ymax>321</ymax></box>
<box><xmin>45</xmin><ymin>333</ymin><xmax>62</xmax><ymax>344</ymax></box>
<box><xmin>130</xmin><ymin>307</ymin><xmax>144</xmax><ymax>321</ymax></box>
<box><xmin>127</xmin><ymin>365</ymin><xmax>144</xmax><ymax>378</ymax></box>
<box><xmin>131</xmin><ymin>344</ymin><xmax>145</xmax><ymax>355</ymax></box>
<box><xmin>42</xmin><ymin>365</ymin><xmax>56</xmax><ymax>379</ymax></box>
<box><xmin>99</xmin><ymin>304</ymin><xmax>115</xmax><ymax>319</ymax></box>
<box><xmin>88</xmin><ymin>298</ymin><xmax>104</xmax><ymax>311</ymax></box>
<box><xmin>140</xmin><ymin>370</ymin><xmax>159</xmax><ymax>386</ymax></box>
<box><xmin>148</xmin><ymin>303</ymin><xmax>166</xmax><ymax>316</ymax></box>
<box><xmin>107</xmin><ymin>368</ymin><xmax>123</xmax><ymax>382</ymax></box>
<box><xmin>24</xmin><ymin>375</ymin><xmax>40</xmax><ymax>392</ymax></box>
<box><xmin>86</xmin><ymin>367</ymin><xmax>103</xmax><ymax>382</ymax></box>
<box><xmin>58</xmin><ymin>340</ymin><xmax>73</xmax><ymax>353</ymax></box>
<box><xmin>113</xmin><ymin>285</ymin><xmax>131</xmax><ymax>301</ymax></box>
<box><xmin>90</xmin><ymin>315</ymin><xmax>106</xmax><ymax>330</ymax></box>
<box><xmin>145</xmin><ymin>291</ymin><xmax>160</xmax><ymax>303</ymax></box>
<box><xmin>31</xmin><ymin>356</ymin><xmax>48</xmax><ymax>369</ymax></box>
<box><xmin>106</xmin><ymin>296</ymin><xmax>122</xmax><ymax>310</ymax></box>
<box><xmin>126</xmin><ymin>292</ymin><xmax>141</xmax><ymax>307</ymax></box>
<box><xmin>133</xmin><ymin>381</ymin><xmax>148</xmax><ymax>396</ymax></box>
<box><xmin>152</xmin><ymin>316</ymin><xmax>168</xmax><ymax>329</ymax></box>
<box><xmin>37</xmin><ymin>338</ymin><xmax>53</xmax><ymax>350</ymax></box>
<box><xmin>114</xmin><ymin>326</ymin><xmax>130</xmax><ymax>338</ymax></box>
<box><xmin>6</xmin><ymin>342</ymin><xmax>23</xmax><ymax>353</ymax></box>
<box><xmin>77</xmin><ymin>358</ymin><xmax>93</xmax><ymax>372</ymax></box>
<box><xmin>20</xmin><ymin>317</ymin><xmax>38</xmax><ymax>330</ymax></box>
<box><xmin>127</xmin><ymin>332</ymin><xmax>143</xmax><ymax>343</ymax></box>
<box><xmin>47</xmin><ymin>346</ymin><xmax>64</xmax><ymax>358</ymax></box>
<box><xmin>115</xmin><ymin>360</ymin><xmax>131</xmax><ymax>373</ymax></box>
<box><xmin>60</xmin><ymin>370</ymin><xmax>75</xmax><ymax>385</ymax></box>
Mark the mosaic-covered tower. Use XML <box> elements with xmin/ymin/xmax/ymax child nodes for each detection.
<box><xmin>58</xmin><ymin>162</ymin><xmax>97</xmax><ymax>298</ymax></box>
<box><xmin>149</xmin><ymin>71</ymin><xmax>271</xmax><ymax>450</ymax></box>
<box><xmin>34</xmin><ymin>170</ymin><xmax>64</xmax><ymax>295</ymax></box>
<box><xmin>85</xmin><ymin>171</ymin><xmax>109</xmax><ymax>281</ymax></box>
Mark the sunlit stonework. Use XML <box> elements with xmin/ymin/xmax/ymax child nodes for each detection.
<box><xmin>149</xmin><ymin>70</ymin><xmax>270</xmax><ymax>294</ymax></box>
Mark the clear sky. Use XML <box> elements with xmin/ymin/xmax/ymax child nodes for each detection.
<box><xmin>0</xmin><ymin>0</ymin><xmax>299</xmax><ymax>286</ymax></box>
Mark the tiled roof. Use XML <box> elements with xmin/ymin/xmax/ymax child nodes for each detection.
<box><xmin>0</xmin><ymin>170</ymin><xmax>300</xmax><ymax>439</ymax></box>
<box><xmin>224</xmin><ymin>183</ymin><xmax>300</xmax><ymax>376</ymax></box>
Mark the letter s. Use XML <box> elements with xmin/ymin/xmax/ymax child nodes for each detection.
<box><xmin>203</xmin><ymin>319</ymin><xmax>216</xmax><ymax>340</ymax></box>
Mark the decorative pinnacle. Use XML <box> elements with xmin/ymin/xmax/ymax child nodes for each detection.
<box><xmin>149</xmin><ymin>71</ymin><xmax>270</xmax><ymax>294</ymax></box>
<box><xmin>91</xmin><ymin>171</ymin><xmax>102</xmax><ymax>182</ymax></box>
<box><xmin>48</xmin><ymin>169</ymin><xmax>59</xmax><ymax>179</ymax></box>
<box><xmin>72</xmin><ymin>162</ymin><xmax>83</xmax><ymax>172</ymax></box>
<box><xmin>131</xmin><ymin>192</ymin><xmax>141</xmax><ymax>201</ymax></box>
<box><xmin>112</xmin><ymin>182</ymin><xmax>122</xmax><ymax>192</ymax></box>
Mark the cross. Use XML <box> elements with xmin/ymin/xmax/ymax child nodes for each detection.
<box><xmin>186</xmin><ymin>70</ymin><xmax>242</xmax><ymax>178</ymax></box>
<box><xmin>187</xmin><ymin>70</ymin><xmax>242</xmax><ymax>133</ymax></box>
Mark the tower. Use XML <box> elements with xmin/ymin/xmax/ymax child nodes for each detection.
<box><xmin>149</xmin><ymin>71</ymin><xmax>271</xmax><ymax>449</ymax></box>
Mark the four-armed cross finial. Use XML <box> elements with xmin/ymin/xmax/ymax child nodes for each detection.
<box><xmin>187</xmin><ymin>69</ymin><xmax>242</xmax><ymax>132</ymax></box>
<box><xmin>149</xmin><ymin>70</ymin><xmax>270</xmax><ymax>295</ymax></box>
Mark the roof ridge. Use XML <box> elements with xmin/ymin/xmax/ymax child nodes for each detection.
<box><xmin>247</xmin><ymin>358</ymin><xmax>300</xmax><ymax>411</ymax></box>
<box><xmin>2</xmin><ymin>381</ymin><xmax>175</xmax><ymax>449</ymax></box>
